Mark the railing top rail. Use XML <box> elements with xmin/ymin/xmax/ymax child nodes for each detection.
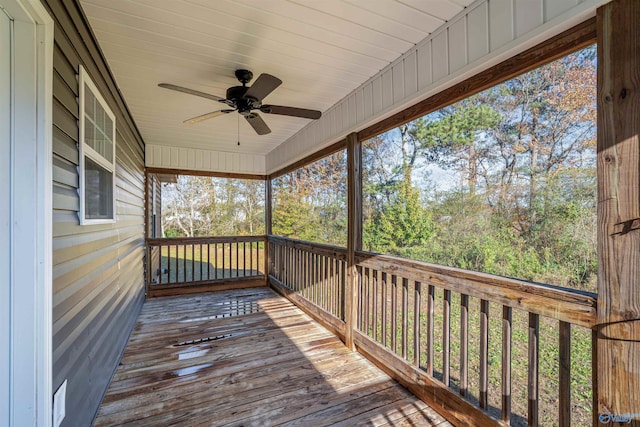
<box><xmin>355</xmin><ymin>250</ymin><xmax>597</xmax><ymax>327</ymax></box>
<box><xmin>268</xmin><ymin>235</ymin><xmax>348</xmax><ymax>260</ymax></box>
<box><xmin>147</xmin><ymin>235</ymin><xmax>267</xmax><ymax>245</ymax></box>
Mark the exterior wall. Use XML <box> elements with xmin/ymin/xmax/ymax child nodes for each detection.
<box><xmin>266</xmin><ymin>0</ymin><xmax>609</xmax><ymax>174</ymax></box>
<box><xmin>45</xmin><ymin>0</ymin><xmax>146</xmax><ymax>425</ymax></box>
<box><xmin>146</xmin><ymin>144</ymin><xmax>266</xmax><ymax>175</ymax></box>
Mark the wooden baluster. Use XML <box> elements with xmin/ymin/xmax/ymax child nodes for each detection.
<box><xmin>591</xmin><ymin>329</ymin><xmax>598</xmax><ymax>427</ymax></box>
<box><xmin>298</xmin><ymin>248</ymin><xmax>301</xmax><ymax>293</ymax></box>
<box><xmin>206</xmin><ymin>243</ymin><xmax>211</xmax><ymax>281</ymax></box>
<box><xmin>443</xmin><ymin>289</ymin><xmax>451</xmax><ymax>386</ymax></box>
<box><xmin>357</xmin><ymin>265</ymin><xmax>362</xmax><ymax>330</ymax></box>
<box><xmin>357</xmin><ymin>266</ymin><xmax>362</xmax><ymax>329</ymax></box>
<box><xmin>528</xmin><ymin>312</ymin><xmax>539</xmax><ymax>426</ymax></box>
<box><xmin>190</xmin><ymin>244</ymin><xmax>194</xmax><ymax>282</ymax></box>
<box><xmin>480</xmin><ymin>299</ymin><xmax>489</xmax><ymax>409</ymax></box>
<box><xmin>301</xmin><ymin>250</ymin><xmax>306</xmax><ymax>297</ymax></box>
<box><xmin>315</xmin><ymin>253</ymin><xmax>320</xmax><ymax>306</ymax></box>
<box><xmin>182</xmin><ymin>244</ymin><xmax>186</xmax><ymax>283</ymax></box>
<box><xmin>299</xmin><ymin>248</ymin><xmax>304</xmax><ymax>293</ymax></box>
<box><xmin>414</xmin><ymin>281</ymin><xmax>421</xmax><ymax>367</ymax></box>
<box><xmin>214</xmin><ymin>243</ymin><xmax>218</xmax><ymax>280</ymax></box>
<box><xmin>362</xmin><ymin>268</ymin><xmax>372</xmax><ymax>336</ymax></box>
<box><xmin>304</xmin><ymin>251</ymin><xmax>308</xmax><ymax>299</ymax></box>
<box><xmin>235</xmin><ymin>241</ymin><xmax>239</xmax><ymax>278</ymax></box>
<box><xmin>402</xmin><ymin>277</ymin><xmax>409</xmax><ymax>360</ymax></box>
<box><xmin>373</xmin><ymin>270</ymin><xmax>379</xmax><ymax>342</ymax></box>
<box><xmin>242</xmin><ymin>242</ymin><xmax>246</xmax><ymax>277</ymax></box>
<box><xmin>336</xmin><ymin>260</ymin><xmax>340</xmax><ymax>318</ymax></box>
<box><xmin>460</xmin><ymin>293</ymin><xmax>469</xmax><ymax>396</ymax></box>
<box><xmin>227</xmin><ymin>242</ymin><xmax>231</xmax><ymax>279</ymax></box>
<box><xmin>323</xmin><ymin>256</ymin><xmax>328</xmax><ymax>312</ymax></box>
<box><xmin>382</xmin><ymin>272</ymin><xmax>388</xmax><ymax>348</ymax></box>
<box><xmin>165</xmin><ymin>244</ymin><xmax>170</xmax><ymax>285</ymax></box>
<box><xmin>502</xmin><ymin>306</ymin><xmax>512</xmax><ymax>424</ymax></box>
<box><xmin>317</xmin><ymin>254</ymin><xmax>322</xmax><ymax>308</ymax></box>
<box><xmin>312</xmin><ymin>251</ymin><xmax>316</xmax><ymax>302</ymax></box>
<box><xmin>284</xmin><ymin>245</ymin><xmax>288</xmax><ymax>285</ymax></box>
<box><xmin>391</xmin><ymin>274</ymin><xmax>397</xmax><ymax>353</ymax></box>
<box><xmin>340</xmin><ymin>258</ymin><xmax>344</xmax><ymax>318</ymax></box>
<box><xmin>328</xmin><ymin>257</ymin><xmax>333</xmax><ymax>315</ymax></box>
<box><xmin>559</xmin><ymin>321</ymin><xmax>571</xmax><ymax>427</ymax></box>
<box><xmin>291</xmin><ymin>247</ymin><xmax>296</xmax><ymax>291</ymax></box>
<box><xmin>302</xmin><ymin>249</ymin><xmax>307</xmax><ymax>297</ymax></box>
<box><xmin>200</xmin><ymin>243</ymin><xmax>204</xmax><ymax>281</ymax></box>
<box><xmin>427</xmin><ymin>284</ymin><xmax>434</xmax><ymax>376</ymax></box>
<box><xmin>311</xmin><ymin>251</ymin><xmax>316</xmax><ymax>302</ymax></box>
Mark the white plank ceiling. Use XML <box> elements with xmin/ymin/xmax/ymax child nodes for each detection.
<box><xmin>80</xmin><ymin>0</ymin><xmax>474</xmax><ymax>158</ymax></box>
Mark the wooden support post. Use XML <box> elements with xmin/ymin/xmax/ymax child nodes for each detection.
<box><xmin>597</xmin><ymin>1</ymin><xmax>640</xmax><ymax>424</ymax></box>
<box><xmin>346</xmin><ymin>132</ymin><xmax>362</xmax><ymax>350</ymax></box>
<box><xmin>265</xmin><ymin>179</ymin><xmax>272</xmax><ymax>281</ymax></box>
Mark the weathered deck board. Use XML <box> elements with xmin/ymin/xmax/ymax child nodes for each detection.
<box><xmin>93</xmin><ymin>288</ymin><xmax>451</xmax><ymax>426</ymax></box>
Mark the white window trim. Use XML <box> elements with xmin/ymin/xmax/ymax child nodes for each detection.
<box><xmin>78</xmin><ymin>65</ymin><xmax>116</xmax><ymax>225</ymax></box>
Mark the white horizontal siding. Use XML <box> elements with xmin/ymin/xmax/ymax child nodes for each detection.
<box><xmin>266</xmin><ymin>0</ymin><xmax>607</xmax><ymax>174</ymax></box>
<box><xmin>146</xmin><ymin>144</ymin><xmax>266</xmax><ymax>175</ymax></box>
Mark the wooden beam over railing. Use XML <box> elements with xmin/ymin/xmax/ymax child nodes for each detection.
<box><xmin>597</xmin><ymin>0</ymin><xmax>640</xmax><ymax>424</ymax></box>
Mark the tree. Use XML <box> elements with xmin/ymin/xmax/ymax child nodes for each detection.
<box><xmin>416</xmin><ymin>99</ymin><xmax>502</xmax><ymax>195</ymax></box>
<box><xmin>364</xmin><ymin>177</ymin><xmax>434</xmax><ymax>253</ymax></box>
<box><xmin>162</xmin><ymin>176</ymin><xmax>212</xmax><ymax>237</ymax></box>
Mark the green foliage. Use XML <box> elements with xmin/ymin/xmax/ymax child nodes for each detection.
<box><xmin>272</xmin><ymin>151</ymin><xmax>347</xmax><ymax>246</ymax></box>
<box><xmin>365</xmin><ymin>178</ymin><xmax>434</xmax><ymax>252</ymax></box>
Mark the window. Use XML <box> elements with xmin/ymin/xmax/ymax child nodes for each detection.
<box><xmin>79</xmin><ymin>65</ymin><xmax>116</xmax><ymax>224</ymax></box>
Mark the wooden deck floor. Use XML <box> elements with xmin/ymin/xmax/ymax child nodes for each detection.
<box><xmin>93</xmin><ymin>287</ymin><xmax>451</xmax><ymax>426</ymax></box>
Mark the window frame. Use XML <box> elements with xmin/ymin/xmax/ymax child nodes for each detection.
<box><xmin>78</xmin><ymin>65</ymin><xmax>116</xmax><ymax>225</ymax></box>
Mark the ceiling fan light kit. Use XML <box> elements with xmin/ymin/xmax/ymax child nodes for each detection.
<box><xmin>159</xmin><ymin>69</ymin><xmax>322</xmax><ymax>136</ymax></box>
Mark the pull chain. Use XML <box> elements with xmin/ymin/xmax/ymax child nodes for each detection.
<box><xmin>237</xmin><ymin>114</ymin><xmax>240</xmax><ymax>146</ymax></box>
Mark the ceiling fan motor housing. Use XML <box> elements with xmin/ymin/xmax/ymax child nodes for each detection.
<box><xmin>225</xmin><ymin>86</ymin><xmax>260</xmax><ymax>115</ymax></box>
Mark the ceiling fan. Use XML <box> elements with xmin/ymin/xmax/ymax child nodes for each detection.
<box><xmin>158</xmin><ymin>69</ymin><xmax>322</xmax><ymax>135</ymax></box>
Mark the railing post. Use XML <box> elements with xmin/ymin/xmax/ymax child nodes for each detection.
<box><xmin>265</xmin><ymin>179</ymin><xmax>272</xmax><ymax>283</ymax></box>
<box><xmin>346</xmin><ymin>132</ymin><xmax>362</xmax><ymax>350</ymax></box>
<box><xmin>597</xmin><ymin>1</ymin><xmax>640</xmax><ymax>424</ymax></box>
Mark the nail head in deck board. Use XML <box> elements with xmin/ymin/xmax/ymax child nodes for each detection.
<box><xmin>94</xmin><ymin>288</ymin><xmax>450</xmax><ymax>426</ymax></box>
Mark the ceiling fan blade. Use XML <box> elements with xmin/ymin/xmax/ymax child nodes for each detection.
<box><xmin>183</xmin><ymin>110</ymin><xmax>233</xmax><ymax>124</ymax></box>
<box><xmin>260</xmin><ymin>105</ymin><xmax>322</xmax><ymax>120</ymax></box>
<box><xmin>158</xmin><ymin>83</ymin><xmax>227</xmax><ymax>103</ymax></box>
<box><xmin>244</xmin><ymin>73</ymin><xmax>282</xmax><ymax>101</ymax></box>
<box><xmin>245</xmin><ymin>113</ymin><xmax>271</xmax><ymax>135</ymax></box>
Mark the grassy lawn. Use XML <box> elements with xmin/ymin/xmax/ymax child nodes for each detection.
<box><xmin>153</xmin><ymin>242</ymin><xmax>264</xmax><ymax>285</ymax></box>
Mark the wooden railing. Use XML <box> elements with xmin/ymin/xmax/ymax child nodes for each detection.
<box><xmin>146</xmin><ymin>236</ymin><xmax>266</xmax><ymax>294</ymax></box>
<box><xmin>266</xmin><ymin>236</ymin><xmax>598</xmax><ymax>426</ymax></box>
<box><xmin>268</xmin><ymin>236</ymin><xmax>347</xmax><ymax>338</ymax></box>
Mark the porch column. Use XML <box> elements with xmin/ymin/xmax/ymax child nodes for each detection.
<box><xmin>265</xmin><ymin>178</ymin><xmax>272</xmax><ymax>280</ymax></box>
<box><xmin>597</xmin><ymin>0</ymin><xmax>640</xmax><ymax>424</ymax></box>
<box><xmin>346</xmin><ymin>132</ymin><xmax>362</xmax><ymax>350</ymax></box>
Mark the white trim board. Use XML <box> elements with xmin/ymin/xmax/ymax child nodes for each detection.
<box><xmin>0</xmin><ymin>0</ymin><xmax>54</xmax><ymax>425</ymax></box>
